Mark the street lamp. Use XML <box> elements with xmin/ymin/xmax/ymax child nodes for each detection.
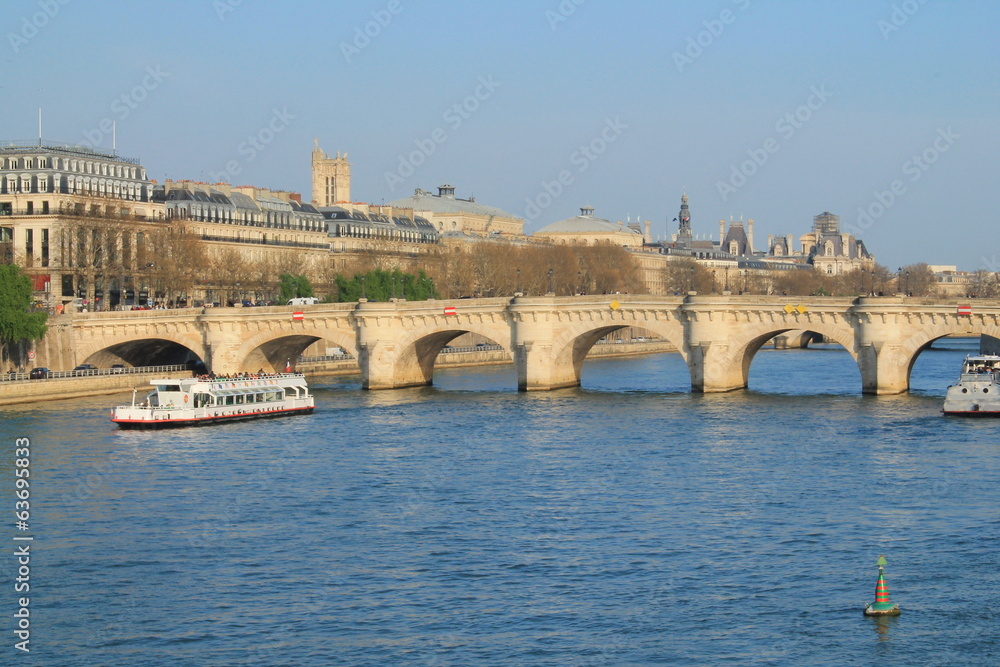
<box><xmin>515</xmin><ymin>268</ymin><xmax>521</xmax><ymax>296</ymax></box>
<box><xmin>725</xmin><ymin>266</ymin><xmax>730</xmax><ymax>292</ymax></box>
<box><xmin>689</xmin><ymin>266</ymin><xmax>694</xmax><ymax>292</ymax></box>
<box><xmin>577</xmin><ymin>270</ymin><xmax>582</xmax><ymax>296</ymax></box>
<box><xmin>360</xmin><ymin>275</ymin><xmax>366</xmax><ymax>300</ymax></box>
<box><xmin>712</xmin><ymin>270</ymin><xmax>717</xmax><ymax>294</ymax></box>
<box><xmin>391</xmin><ymin>275</ymin><xmax>397</xmax><ymax>300</ymax></box>
<box><xmin>870</xmin><ymin>270</ymin><xmax>875</xmax><ymax>296</ymax></box>
<box><xmin>905</xmin><ymin>271</ymin><xmax>910</xmax><ymax>296</ymax></box>
<box><xmin>547</xmin><ymin>268</ymin><xmax>554</xmax><ymax>295</ymax></box>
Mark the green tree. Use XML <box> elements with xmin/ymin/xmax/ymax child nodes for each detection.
<box><xmin>278</xmin><ymin>274</ymin><xmax>314</xmax><ymax>303</ymax></box>
<box><xmin>333</xmin><ymin>269</ymin><xmax>438</xmax><ymax>302</ymax></box>
<box><xmin>0</xmin><ymin>265</ymin><xmax>48</xmax><ymax>369</ymax></box>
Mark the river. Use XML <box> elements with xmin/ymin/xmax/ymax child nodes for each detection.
<box><xmin>1</xmin><ymin>338</ymin><xmax>997</xmax><ymax>665</ymax></box>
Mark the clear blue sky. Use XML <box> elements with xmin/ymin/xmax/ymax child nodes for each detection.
<box><xmin>3</xmin><ymin>0</ymin><xmax>997</xmax><ymax>270</ymax></box>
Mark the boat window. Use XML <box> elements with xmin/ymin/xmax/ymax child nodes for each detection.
<box><xmin>235</xmin><ymin>394</ymin><xmax>245</xmax><ymax>404</ymax></box>
<box><xmin>225</xmin><ymin>395</ymin><xmax>234</xmax><ymax>405</ymax></box>
<box><xmin>156</xmin><ymin>384</ymin><xmax>182</xmax><ymax>392</ymax></box>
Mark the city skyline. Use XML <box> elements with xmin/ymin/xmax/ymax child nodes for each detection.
<box><xmin>3</xmin><ymin>0</ymin><xmax>997</xmax><ymax>270</ymax></box>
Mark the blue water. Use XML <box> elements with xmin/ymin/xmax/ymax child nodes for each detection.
<box><xmin>1</xmin><ymin>338</ymin><xmax>998</xmax><ymax>665</ymax></box>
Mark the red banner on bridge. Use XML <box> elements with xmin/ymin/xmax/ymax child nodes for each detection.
<box><xmin>292</xmin><ymin>312</ymin><xmax>305</xmax><ymax>320</ymax></box>
<box><xmin>443</xmin><ymin>306</ymin><xmax>457</xmax><ymax>316</ymax></box>
<box><xmin>957</xmin><ymin>305</ymin><xmax>972</xmax><ymax>315</ymax></box>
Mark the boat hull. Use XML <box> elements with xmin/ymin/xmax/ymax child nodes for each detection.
<box><xmin>113</xmin><ymin>405</ymin><xmax>314</xmax><ymax>429</ymax></box>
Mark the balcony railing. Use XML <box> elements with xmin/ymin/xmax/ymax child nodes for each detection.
<box><xmin>200</xmin><ymin>234</ymin><xmax>330</xmax><ymax>250</ymax></box>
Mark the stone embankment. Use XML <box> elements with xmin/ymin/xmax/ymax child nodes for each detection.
<box><xmin>0</xmin><ymin>370</ymin><xmax>191</xmax><ymax>407</ymax></box>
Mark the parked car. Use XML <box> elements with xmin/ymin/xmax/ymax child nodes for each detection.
<box><xmin>28</xmin><ymin>367</ymin><xmax>50</xmax><ymax>379</ymax></box>
<box><xmin>73</xmin><ymin>363</ymin><xmax>98</xmax><ymax>376</ymax></box>
<box><xmin>110</xmin><ymin>364</ymin><xmax>126</xmax><ymax>374</ymax></box>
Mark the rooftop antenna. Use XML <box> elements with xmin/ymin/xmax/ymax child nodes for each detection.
<box><xmin>112</xmin><ymin>121</ymin><xmax>117</xmax><ymax>152</ymax></box>
<box><xmin>37</xmin><ymin>108</ymin><xmax>42</xmax><ymax>145</ymax></box>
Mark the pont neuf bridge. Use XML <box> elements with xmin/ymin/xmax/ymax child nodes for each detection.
<box><xmin>59</xmin><ymin>295</ymin><xmax>1000</xmax><ymax>395</ymax></box>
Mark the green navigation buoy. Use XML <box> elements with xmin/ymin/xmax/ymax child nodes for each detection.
<box><xmin>863</xmin><ymin>554</ymin><xmax>901</xmax><ymax>616</ymax></box>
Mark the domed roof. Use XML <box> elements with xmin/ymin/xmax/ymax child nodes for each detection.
<box><xmin>536</xmin><ymin>206</ymin><xmax>641</xmax><ymax>235</ymax></box>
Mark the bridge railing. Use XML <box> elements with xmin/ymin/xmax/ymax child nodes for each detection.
<box><xmin>297</xmin><ymin>354</ymin><xmax>356</xmax><ymax>363</ymax></box>
<box><xmin>1</xmin><ymin>364</ymin><xmax>189</xmax><ymax>383</ymax></box>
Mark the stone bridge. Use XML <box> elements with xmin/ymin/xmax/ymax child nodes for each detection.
<box><xmin>64</xmin><ymin>295</ymin><xmax>1000</xmax><ymax>395</ymax></box>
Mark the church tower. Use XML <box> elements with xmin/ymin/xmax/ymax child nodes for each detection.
<box><xmin>676</xmin><ymin>193</ymin><xmax>692</xmax><ymax>246</ymax></box>
<box><xmin>311</xmin><ymin>139</ymin><xmax>351</xmax><ymax>206</ymax></box>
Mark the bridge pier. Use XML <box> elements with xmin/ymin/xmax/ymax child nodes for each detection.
<box><xmin>855</xmin><ymin>299</ymin><xmax>912</xmax><ymax>395</ymax></box>
<box><xmin>203</xmin><ymin>327</ymin><xmax>243</xmax><ymax>375</ymax></box>
<box><xmin>359</xmin><ymin>340</ymin><xmax>434</xmax><ymax>390</ymax></box>
<box><xmin>513</xmin><ymin>342</ymin><xmax>582</xmax><ymax>391</ymax></box>
<box><xmin>510</xmin><ymin>297</ymin><xmax>592</xmax><ymax>391</ymax></box>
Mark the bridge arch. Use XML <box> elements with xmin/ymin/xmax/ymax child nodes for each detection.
<box><xmin>362</xmin><ymin>317</ymin><xmax>513</xmax><ymax>389</ymax></box>
<box><xmin>77</xmin><ymin>333</ymin><xmax>207</xmax><ymax>369</ymax></box>
<box><xmin>547</xmin><ymin>319</ymin><xmax>687</xmax><ymax>390</ymax></box>
<box><xmin>236</xmin><ymin>325</ymin><xmax>359</xmax><ymax>373</ymax></box>
<box><xmin>728</xmin><ymin>320</ymin><xmax>859</xmax><ymax>391</ymax></box>
<box><xmin>891</xmin><ymin>320</ymin><xmax>1000</xmax><ymax>392</ymax></box>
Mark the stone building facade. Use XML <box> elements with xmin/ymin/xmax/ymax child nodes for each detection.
<box><xmin>0</xmin><ymin>142</ymin><xmax>161</xmax><ymax>305</ymax></box>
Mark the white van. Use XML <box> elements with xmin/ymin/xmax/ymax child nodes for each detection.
<box><xmin>287</xmin><ymin>297</ymin><xmax>320</xmax><ymax>305</ymax></box>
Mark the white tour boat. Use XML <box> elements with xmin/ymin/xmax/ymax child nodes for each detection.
<box><xmin>942</xmin><ymin>354</ymin><xmax>1000</xmax><ymax>416</ymax></box>
<box><xmin>111</xmin><ymin>373</ymin><xmax>315</xmax><ymax>429</ymax></box>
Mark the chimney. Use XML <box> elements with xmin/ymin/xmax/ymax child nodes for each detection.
<box><xmin>748</xmin><ymin>218</ymin><xmax>754</xmax><ymax>254</ymax></box>
<box><xmin>645</xmin><ymin>220</ymin><xmax>651</xmax><ymax>244</ymax></box>
<box><xmin>719</xmin><ymin>219</ymin><xmax>725</xmax><ymax>246</ymax></box>
<box><xmin>787</xmin><ymin>234</ymin><xmax>794</xmax><ymax>253</ymax></box>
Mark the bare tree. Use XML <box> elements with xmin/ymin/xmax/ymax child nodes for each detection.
<box><xmin>899</xmin><ymin>262</ymin><xmax>935</xmax><ymax>297</ymax></box>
